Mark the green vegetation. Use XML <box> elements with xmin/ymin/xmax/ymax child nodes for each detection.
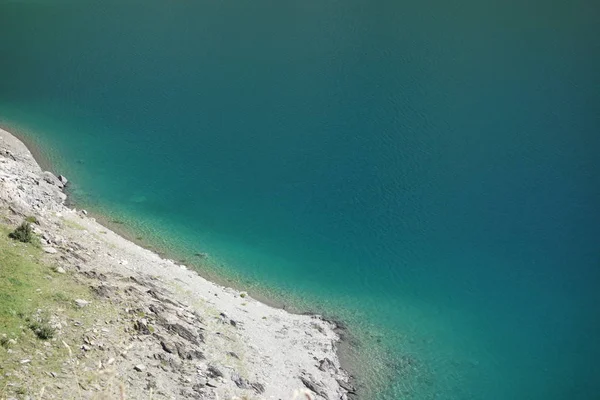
<box><xmin>0</xmin><ymin>224</ymin><xmax>100</xmax><ymax>394</ymax></box>
<box><xmin>8</xmin><ymin>221</ymin><xmax>35</xmax><ymax>243</ymax></box>
<box><xmin>62</xmin><ymin>218</ymin><xmax>85</xmax><ymax>231</ymax></box>
<box><xmin>1</xmin><ymin>225</ymin><xmax>88</xmax><ymax>336</ymax></box>
<box><xmin>24</xmin><ymin>215</ymin><xmax>38</xmax><ymax>224</ymax></box>
<box><xmin>28</xmin><ymin>319</ymin><xmax>55</xmax><ymax>340</ymax></box>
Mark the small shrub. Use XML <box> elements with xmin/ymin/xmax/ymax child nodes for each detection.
<box><xmin>8</xmin><ymin>222</ymin><xmax>34</xmax><ymax>243</ymax></box>
<box><xmin>0</xmin><ymin>336</ymin><xmax>9</xmax><ymax>348</ymax></box>
<box><xmin>29</xmin><ymin>321</ymin><xmax>56</xmax><ymax>340</ymax></box>
<box><xmin>240</xmin><ymin>292</ymin><xmax>247</xmax><ymax>298</ymax></box>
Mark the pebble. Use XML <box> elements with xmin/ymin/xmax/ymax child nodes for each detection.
<box><xmin>55</xmin><ymin>267</ymin><xmax>66</xmax><ymax>274</ymax></box>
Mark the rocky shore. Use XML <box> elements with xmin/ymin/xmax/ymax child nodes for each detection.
<box><xmin>0</xmin><ymin>127</ymin><xmax>352</xmax><ymax>399</ymax></box>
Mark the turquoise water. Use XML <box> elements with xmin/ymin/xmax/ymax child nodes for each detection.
<box><xmin>1</xmin><ymin>0</ymin><xmax>600</xmax><ymax>398</ymax></box>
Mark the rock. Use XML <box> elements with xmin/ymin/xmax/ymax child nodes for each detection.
<box><xmin>206</xmin><ymin>379</ymin><xmax>218</xmax><ymax>388</ymax></box>
<box><xmin>174</xmin><ymin>342</ymin><xmax>190</xmax><ymax>359</ymax></box>
<box><xmin>192</xmin><ymin>383</ymin><xmax>205</xmax><ymax>393</ymax></box>
<box><xmin>81</xmin><ymin>344</ymin><xmax>91</xmax><ymax>351</ymax></box>
<box><xmin>91</xmin><ymin>285</ymin><xmax>113</xmax><ymax>298</ymax></box>
<box><xmin>43</xmin><ymin>246</ymin><xmax>58</xmax><ymax>254</ymax></box>
<box><xmin>251</xmin><ymin>382</ymin><xmax>265</xmax><ymax>394</ymax></box>
<box><xmin>58</xmin><ymin>175</ymin><xmax>68</xmax><ymax>186</ymax></box>
<box><xmin>318</xmin><ymin>358</ymin><xmax>337</xmax><ymax>373</ymax></box>
<box><xmin>336</xmin><ymin>379</ymin><xmax>356</xmax><ymax>394</ymax></box>
<box><xmin>207</xmin><ymin>364</ymin><xmax>224</xmax><ymax>378</ymax></box>
<box><xmin>1</xmin><ymin>149</ymin><xmax>16</xmax><ymax>160</ymax></box>
<box><xmin>196</xmin><ymin>377</ymin><xmax>208</xmax><ymax>387</ymax></box>
<box><xmin>300</xmin><ymin>375</ymin><xmax>329</xmax><ymax>400</ymax></box>
<box><xmin>55</xmin><ymin>267</ymin><xmax>66</xmax><ymax>274</ymax></box>
<box><xmin>134</xmin><ymin>364</ymin><xmax>146</xmax><ymax>372</ymax></box>
<box><xmin>74</xmin><ymin>299</ymin><xmax>89</xmax><ymax>308</ymax></box>
<box><xmin>81</xmin><ymin>209</ymin><xmax>88</xmax><ymax>215</ymax></box>
<box><xmin>231</xmin><ymin>371</ymin><xmax>250</xmax><ymax>389</ymax></box>
<box><xmin>166</xmin><ymin>323</ymin><xmax>203</xmax><ymax>345</ymax></box>
<box><xmin>160</xmin><ymin>340</ymin><xmax>176</xmax><ymax>354</ymax></box>
<box><xmin>189</xmin><ymin>349</ymin><xmax>204</xmax><ymax>360</ymax></box>
<box><xmin>134</xmin><ymin>319</ymin><xmax>152</xmax><ymax>335</ymax></box>
<box><xmin>42</xmin><ymin>171</ymin><xmax>62</xmax><ymax>187</ymax></box>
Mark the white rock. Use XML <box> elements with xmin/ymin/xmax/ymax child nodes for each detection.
<box><xmin>134</xmin><ymin>364</ymin><xmax>146</xmax><ymax>372</ymax></box>
<box><xmin>74</xmin><ymin>299</ymin><xmax>89</xmax><ymax>308</ymax></box>
<box><xmin>55</xmin><ymin>267</ymin><xmax>66</xmax><ymax>274</ymax></box>
<box><xmin>43</xmin><ymin>246</ymin><xmax>58</xmax><ymax>254</ymax></box>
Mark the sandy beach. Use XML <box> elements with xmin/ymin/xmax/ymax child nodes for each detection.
<box><xmin>0</xmin><ymin>127</ymin><xmax>352</xmax><ymax>399</ymax></box>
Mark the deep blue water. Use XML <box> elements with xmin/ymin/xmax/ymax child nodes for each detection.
<box><xmin>1</xmin><ymin>0</ymin><xmax>600</xmax><ymax>398</ymax></box>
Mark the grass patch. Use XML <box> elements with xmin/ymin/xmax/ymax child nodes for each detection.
<box><xmin>25</xmin><ymin>215</ymin><xmax>38</xmax><ymax>224</ymax></box>
<box><xmin>52</xmin><ymin>291</ymin><xmax>71</xmax><ymax>302</ymax></box>
<box><xmin>0</xmin><ymin>225</ymin><xmax>90</xmax><ymax>367</ymax></box>
<box><xmin>63</xmin><ymin>218</ymin><xmax>85</xmax><ymax>231</ymax></box>
<box><xmin>0</xmin><ymin>224</ymin><xmax>125</xmax><ymax>396</ymax></box>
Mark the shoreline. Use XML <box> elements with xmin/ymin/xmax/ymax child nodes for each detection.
<box><xmin>0</xmin><ymin>125</ymin><xmax>359</xmax><ymax>399</ymax></box>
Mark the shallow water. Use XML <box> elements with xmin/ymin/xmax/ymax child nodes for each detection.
<box><xmin>1</xmin><ymin>0</ymin><xmax>600</xmax><ymax>398</ymax></box>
